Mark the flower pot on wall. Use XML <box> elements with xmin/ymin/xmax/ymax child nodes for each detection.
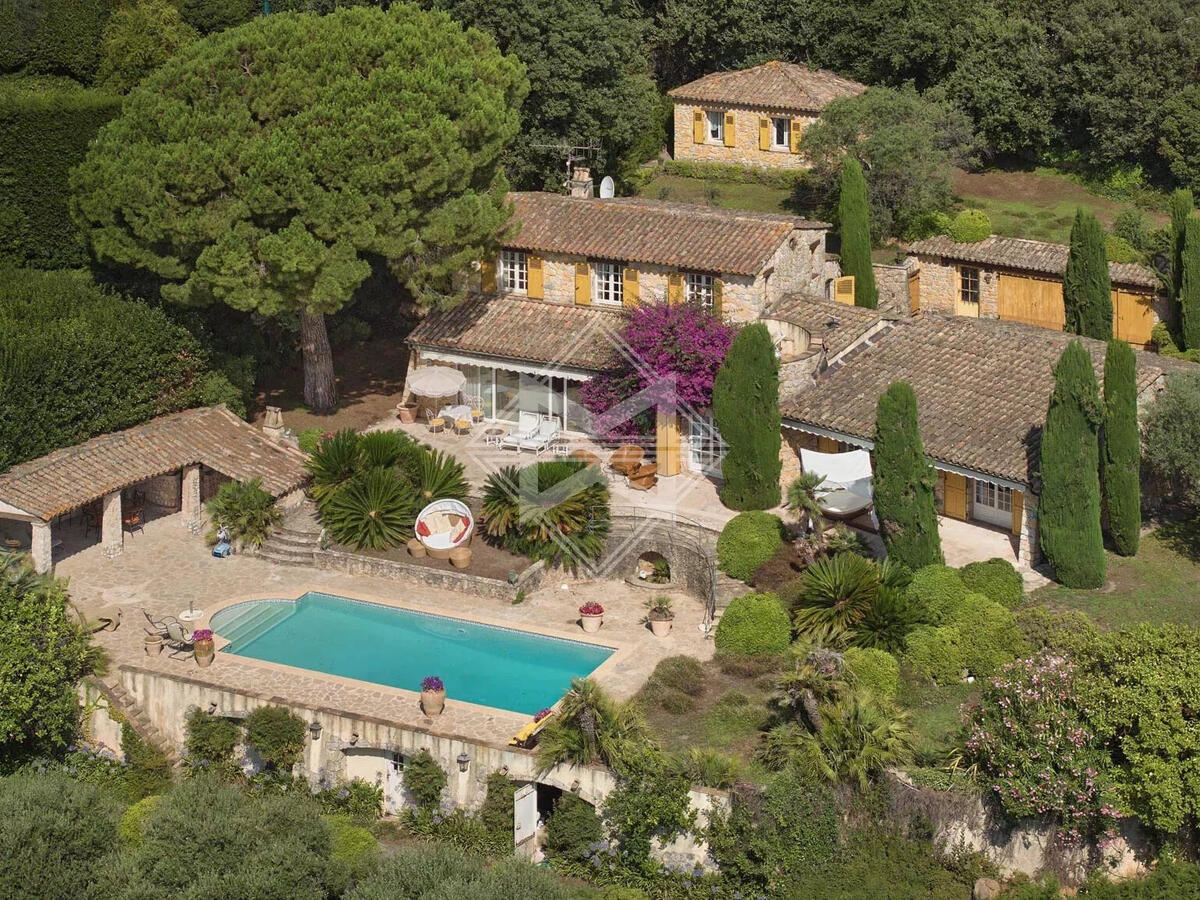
<box><xmin>194</xmin><ymin>638</ymin><xmax>215</xmax><ymax>668</ymax></box>
<box><xmin>421</xmin><ymin>688</ymin><xmax>446</xmax><ymax>716</ymax></box>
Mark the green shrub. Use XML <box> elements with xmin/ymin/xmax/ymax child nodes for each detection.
<box><xmin>716</xmin><ymin>511</ymin><xmax>785</xmax><ymax>581</ymax></box>
<box><xmin>1015</xmin><ymin>606</ymin><xmax>1098</xmax><ymax>652</ymax></box>
<box><xmin>403</xmin><ymin>749</ymin><xmax>446</xmax><ymax>811</ymax></box>
<box><xmin>904</xmin><ymin>625</ymin><xmax>963</xmax><ymax>683</ymax></box>
<box><xmin>205</xmin><ymin>478</ymin><xmax>282</xmax><ymax>548</ymax></box>
<box><xmin>1105</xmin><ymin>233</ymin><xmax>1141</xmax><ymax>264</ymax></box>
<box><xmin>316</xmin><ymin>778</ymin><xmax>383</xmax><ymax>824</ymax></box>
<box><xmin>660</xmin><ymin>159</ymin><xmax>805</xmax><ymax>189</ymax></box>
<box><xmin>601</xmin><ymin>765</ymin><xmax>695</xmax><ymax>865</ymax></box>
<box><xmin>946</xmin><ymin>208</ymin><xmax>991</xmax><ymax>243</ymax></box>
<box><xmin>297</xmin><ymin>427</ymin><xmax>325</xmax><ymax>455</ymax></box>
<box><xmin>958</xmin><ymin>557</ymin><xmax>1023</xmax><ymax>607</ymax></box>
<box><xmin>843</xmin><ymin>647</ymin><xmax>900</xmax><ymax>699</ymax></box>
<box><xmin>544</xmin><ymin>792</ymin><xmax>602</xmax><ymax>861</ymax></box>
<box><xmin>119</xmin><ymin>721</ymin><xmax>172</xmax><ymax>800</ymax></box>
<box><xmin>96</xmin><ymin>0</ymin><xmax>197</xmax><ymax>94</ymax></box>
<box><xmin>0</xmin><ymin>772</ymin><xmax>122</xmax><ymax>899</ymax></box>
<box><xmin>479</xmin><ymin>771</ymin><xmax>515</xmax><ymax>838</ymax></box>
<box><xmin>324</xmin><ymin>468</ymin><xmax>419</xmax><ymax>551</ymax></box>
<box><xmin>659</xmin><ymin>691</ymin><xmax>698</xmax><ymax>714</ymax></box>
<box><xmin>0</xmin><ymin>269</ymin><xmax>243</xmax><ymax>469</ymax></box>
<box><xmin>346</xmin><ymin>842</ymin><xmax>477</xmax><ymax>898</ymax></box>
<box><xmin>244</xmin><ymin>706</ymin><xmax>306</xmax><ymax>772</ymax></box>
<box><xmin>0</xmin><ymin>79</ymin><xmax>119</xmax><ymax>267</ymax></box>
<box><xmin>183</xmin><ymin>708</ymin><xmax>241</xmax><ymax>767</ymax></box>
<box><xmin>715</xmin><ymin>592</ymin><xmax>791</xmax><ymax>656</ymax></box>
<box><xmin>180</xmin><ymin>0</ymin><xmax>258</xmax><ymax>33</ymax></box>
<box><xmin>118</xmin><ymin>794</ymin><xmax>162</xmax><ymax>848</ymax></box>
<box><xmin>647</xmin><ymin>655</ymin><xmax>706</xmax><ymax>697</ymax></box>
<box><xmin>324</xmin><ymin>815</ymin><xmax>380</xmax><ymax>882</ymax></box>
<box><xmin>907</xmin><ymin>565</ymin><xmax>968</xmax><ymax>623</ymax></box>
<box><xmin>953</xmin><ymin>594</ymin><xmax>1027</xmax><ymax>677</ymax></box>
<box><xmin>1</xmin><ymin>1</ymin><xmax>112</xmax><ymax>81</ymax></box>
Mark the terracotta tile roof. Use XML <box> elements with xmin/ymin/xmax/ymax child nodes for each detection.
<box><xmin>764</xmin><ymin>294</ymin><xmax>887</xmax><ymax>359</ymax></box>
<box><xmin>407</xmin><ymin>294</ymin><xmax>622</xmax><ymax>373</ymax></box>
<box><xmin>507</xmin><ymin>193</ymin><xmax>826</xmax><ymax>277</ymax></box>
<box><xmin>780</xmin><ymin>313</ymin><xmax>1195</xmax><ymax>486</ymax></box>
<box><xmin>906</xmin><ymin>234</ymin><xmax>1159</xmax><ymax>290</ymax></box>
<box><xmin>0</xmin><ymin>406</ymin><xmax>309</xmax><ymax>522</ymax></box>
<box><xmin>668</xmin><ymin>61</ymin><xmax>866</xmax><ymax>113</ymax></box>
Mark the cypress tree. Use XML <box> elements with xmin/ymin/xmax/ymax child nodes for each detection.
<box><xmin>713</xmin><ymin>323</ymin><xmax>781</xmax><ymax>510</ymax></box>
<box><xmin>837</xmin><ymin>156</ymin><xmax>878</xmax><ymax>310</ymax></box>
<box><xmin>1039</xmin><ymin>341</ymin><xmax>1106</xmax><ymax>588</ymax></box>
<box><xmin>872</xmin><ymin>380</ymin><xmax>943</xmax><ymax>570</ymax></box>
<box><xmin>1169</xmin><ymin>188</ymin><xmax>1194</xmax><ymax>309</ymax></box>
<box><xmin>1101</xmin><ymin>339</ymin><xmax>1140</xmax><ymax>557</ymax></box>
<box><xmin>1063</xmin><ymin>209</ymin><xmax>1113</xmax><ymax>341</ymax></box>
<box><xmin>1181</xmin><ymin>217</ymin><xmax>1200</xmax><ymax>351</ymax></box>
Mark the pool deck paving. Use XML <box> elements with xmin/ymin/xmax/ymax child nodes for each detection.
<box><xmin>63</xmin><ymin>514</ymin><xmax>713</xmax><ymax>748</ymax></box>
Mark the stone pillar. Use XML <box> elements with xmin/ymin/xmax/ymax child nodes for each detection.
<box><xmin>30</xmin><ymin>520</ymin><xmax>53</xmax><ymax>574</ymax></box>
<box><xmin>181</xmin><ymin>465</ymin><xmax>203</xmax><ymax>535</ymax></box>
<box><xmin>102</xmin><ymin>491</ymin><xmax>123</xmax><ymax>558</ymax></box>
<box><xmin>1018</xmin><ymin>492</ymin><xmax>1039</xmax><ymax>565</ymax></box>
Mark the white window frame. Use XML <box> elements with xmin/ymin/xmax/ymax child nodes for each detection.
<box><xmin>498</xmin><ymin>250</ymin><xmax>527</xmax><ymax>294</ymax></box>
<box><xmin>592</xmin><ymin>261</ymin><xmax>623</xmax><ymax>307</ymax></box>
<box><xmin>771</xmin><ymin>117</ymin><xmax>790</xmax><ymax>150</ymax></box>
<box><xmin>685</xmin><ymin>272</ymin><xmax>714</xmax><ymax>311</ymax></box>
<box><xmin>706</xmin><ymin>110</ymin><xmax>724</xmax><ymax>143</ymax></box>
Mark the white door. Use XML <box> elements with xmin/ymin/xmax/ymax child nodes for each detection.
<box><xmin>383</xmin><ymin>753</ymin><xmax>406</xmax><ymax>814</ymax></box>
<box><xmin>514</xmin><ymin>783</ymin><xmax>537</xmax><ymax>854</ymax></box>
<box><xmin>972</xmin><ymin>480</ymin><xmax>1013</xmax><ymax>529</ymax></box>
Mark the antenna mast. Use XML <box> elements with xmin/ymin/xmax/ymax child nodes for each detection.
<box><xmin>531</xmin><ymin>140</ymin><xmax>602</xmax><ymax>190</ymax></box>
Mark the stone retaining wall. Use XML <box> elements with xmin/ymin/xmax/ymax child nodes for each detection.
<box><xmin>315</xmin><ymin>549</ymin><xmax>545</xmax><ymax>602</ymax></box>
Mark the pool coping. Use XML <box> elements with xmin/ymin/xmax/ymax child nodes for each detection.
<box><xmin>198</xmin><ymin>589</ymin><xmax>632</xmax><ymax>728</ymax></box>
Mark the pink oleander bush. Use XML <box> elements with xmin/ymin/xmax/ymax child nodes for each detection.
<box><xmin>579</xmin><ymin>303</ymin><xmax>735</xmax><ymax>442</ymax></box>
<box><xmin>962</xmin><ymin>651</ymin><xmax>1120</xmax><ymax>841</ymax></box>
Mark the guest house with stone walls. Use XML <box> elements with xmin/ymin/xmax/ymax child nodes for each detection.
<box><xmin>907</xmin><ymin>234</ymin><xmax>1165</xmax><ymax>348</ymax></box>
<box><xmin>668</xmin><ymin>61</ymin><xmax>865</xmax><ymax>171</ymax></box>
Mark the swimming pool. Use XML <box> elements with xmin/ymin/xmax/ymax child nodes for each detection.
<box><xmin>209</xmin><ymin>592</ymin><xmax>614</xmax><ymax>715</ymax></box>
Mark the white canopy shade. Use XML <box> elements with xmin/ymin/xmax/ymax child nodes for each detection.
<box><xmin>406</xmin><ymin>366</ymin><xmax>466</xmax><ymax>398</ymax></box>
<box><xmin>800</xmin><ymin>447</ymin><xmax>877</xmax><ymax>526</ymax></box>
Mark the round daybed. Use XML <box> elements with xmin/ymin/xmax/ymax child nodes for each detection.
<box><xmin>415</xmin><ymin>499</ymin><xmax>474</xmax><ymax>560</ymax></box>
<box><xmin>817</xmin><ymin>488</ymin><xmax>873</xmax><ymax>521</ymax></box>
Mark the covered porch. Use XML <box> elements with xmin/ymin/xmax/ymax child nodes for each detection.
<box><xmin>0</xmin><ymin>406</ymin><xmax>308</xmax><ymax>573</ymax></box>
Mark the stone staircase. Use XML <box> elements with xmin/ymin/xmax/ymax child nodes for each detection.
<box><xmin>714</xmin><ymin>572</ymin><xmax>753</xmax><ymax>610</ymax></box>
<box><xmin>256</xmin><ymin>503</ymin><xmax>322</xmax><ymax>567</ymax></box>
<box><xmin>90</xmin><ymin>675</ymin><xmax>181</xmax><ymax>766</ymax></box>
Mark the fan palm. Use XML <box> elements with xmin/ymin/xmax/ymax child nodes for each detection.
<box><xmin>358</xmin><ymin>430</ymin><xmax>411</xmax><ymax>470</ymax></box>
<box><xmin>850</xmin><ymin>585</ymin><xmax>923</xmax><ymax>654</ymax></box>
<box><xmin>414</xmin><ymin>447</ymin><xmax>469</xmax><ymax>503</ymax></box>
<box><xmin>792</xmin><ymin>553</ymin><xmax>879</xmax><ymax>635</ymax></box>
<box><xmin>762</xmin><ymin>691</ymin><xmax>914</xmax><ymax>788</ymax></box>
<box><xmin>0</xmin><ymin>548</ymin><xmax>49</xmax><ymax>595</ymax></box>
<box><xmin>305</xmin><ymin>429</ymin><xmax>362</xmax><ymax>507</ymax></box>
<box><xmin>205</xmin><ymin>478</ymin><xmax>282</xmax><ymax>547</ymax></box>
<box><xmin>322</xmin><ymin>468</ymin><xmax>418</xmax><ymax>550</ymax></box>
<box><xmin>535</xmin><ymin>678</ymin><xmax>652</xmax><ymax>776</ymax></box>
<box><xmin>770</xmin><ymin>648</ymin><xmax>848</xmax><ymax>733</ymax></box>
<box><xmin>787</xmin><ymin>471</ymin><xmax>827</xmax><ymax>546</ymax></box>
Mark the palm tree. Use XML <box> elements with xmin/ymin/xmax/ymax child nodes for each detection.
<box><xmin>535</xmin><ymin>678</ymin><xmax>652</xmax><ymax>775</ymax></box>
<box><xmin>0</xmin><ymin>548</ymin><xmax>49</xmax><ymax>595</ymax></box>
<box><xmin>763</xmin><ymin>691</ymin><xmax>914</xmax><ymax>789</ymax></box>
<box><xmin>792</xmin><ymin>553</ymin><xmax>879</xmax><ymax>635</ymax></box>
<box><xmin>787</xmin><ymin>472</ymin><xmax>827</xmax><ymax>548</ymax></box>
<box><xmin>770</xmin><ymin>647</ymin><xmax>848</xmax><ymax>733</ymax></box>
<box><xmin>305</xmin><ymin>429</ymin><xmax>363</xmax><ymax>508</ymax></box>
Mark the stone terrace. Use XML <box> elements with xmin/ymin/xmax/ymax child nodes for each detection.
<box><xmin>64</xmin><ymin>514</ymin><xmax>712</xmax><ymax>748</ymax></box>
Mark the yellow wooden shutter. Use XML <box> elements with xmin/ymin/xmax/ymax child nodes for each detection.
<box><xmin>574</xmin><ymin>261</ymin><xmax>590</xmax><ymax>305</ymax></box>
<box><xmin>817</xmin><ymin>436</ymin><xmax>839</xmax><ymax>453</ymax></box>
<box><xmin>667</xmin><ymin>272</ymin><xmax>683</xmax><ymax>305</ymax></box>
<box><xmin>723</xmin><ymin>112</ymin><xmax>736</xmax><ymax>147</ymax></box>
<box><xmin>790</xmin><ymin>117</ymin><xmax>803</xmax><ymax>153</ymax></box>
<box><xmin>527</xmin><ymin>255</ymin><xmax>544</xmax><ymax>300</ymax></box>
<box><xmin>712</xmin><ymin>278</ymin><xmax>724</xmax><ymax>318</ymax></box>
<box><xmin>943</xmin><ymin>472</ymin><xmax>967</xmax><ymax>520</ymax></box>
<box><xmin>622</xmin><ymin>267</ymin><xmax>639</xmax><ymax>308</ymax></box>
<box><xmin>758</xmin><ymin>118</ymin><xmax>770</xmax><ymax>151</ymax></box>
<box><xmin>1010</xmin><ymin>489</ymin><xmax>1024</xmax><ymax>536</ymax></box>
<box><xmin>834</xmin><ymin>275</ymin><xmax>855</xmax><ymax>305</ymax></box>
<box><xmin>692</xmin><ymin>109</ymin><xmax>705</xmax><ymax>144</ymax></box>
<box><xmin>481</xmin><ymin>258</ymin><xmax>497</xmax><ymax>293</ymax></box>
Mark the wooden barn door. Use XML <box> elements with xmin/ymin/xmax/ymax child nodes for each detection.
<box><xmin>997</xmin><ymin>274</ymin><xmax>1066</xmax><ymax>331</ymax></box>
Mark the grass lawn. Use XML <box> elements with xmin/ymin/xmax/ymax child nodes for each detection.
<box><xmin>952</xmin><ymin>168</ymin><xmax>1167</xmax><ymax>245</ymax></box>
<box><xmin>1030</xmin><ymin>521</ymin><xmax>1200</xmax><ymax>630</ymax></box>
<box><xmin>637</xmin><ymin>173</ymin><xmax>794</xmax><ymax>215</ymax></box>
<box><xmin>896</xmin><ymin>673</ymin><xmax>975</xmax><ymax>762</ymax></box>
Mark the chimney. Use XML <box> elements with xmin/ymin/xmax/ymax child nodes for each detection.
<box><xmin>568</xmin><ymin>165</ymin><xmax>593</xmax><ymax>198</ymax></box>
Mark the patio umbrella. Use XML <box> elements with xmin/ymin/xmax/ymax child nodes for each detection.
<box><xmin>406</xmin><ymin>366</ymin><xmax>466</xmax><ymax>398</ymax></box>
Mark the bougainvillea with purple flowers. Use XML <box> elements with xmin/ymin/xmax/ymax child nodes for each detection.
<box><xmin>580</xmin><ymin>303</ymin><xmax>735</xmax><ymax>442</ymax></box>
<box><xmin>962</xmin><ymin>651</ymin><xmax>1120</xmax><ymax>840</ymax></box>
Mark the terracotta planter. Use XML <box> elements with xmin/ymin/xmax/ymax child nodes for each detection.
<box><xmin>194</xmin><ymin>638</ymin><xmax>215</xmax><ymax>668</ymax></box>
<box><xmin>421</xmin><ymin>688</ymin><xmax>446</xmax><ymax>716</ymax></box>
<box><xmin>580</xmin><ymin>613</ymin><xmax>604</xmax><ymax>634</ymax></box>
<box><xmin>397</xmin><ymin>403</ymin><xmax>418</xmax><ymax>424</ymax></box>
<box><xmin>144</xmin><ymin>634</ymin><xmax>163</xmax><ymax>655</ymax></box>
<box><xmin>649</xmin><ymin>616</ymin><xmax>674</xmax><ymax>638</ymax></box>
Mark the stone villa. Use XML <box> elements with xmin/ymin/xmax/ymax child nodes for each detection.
<box><xmin>668</xmin><ymin>61</ymin><xmax>865</xmax><ymax>170</ymax></box>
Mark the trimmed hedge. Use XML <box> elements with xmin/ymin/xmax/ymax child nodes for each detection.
<box><xmin>904</xmin><ymin>625</ymin><xmax>963</xmax><ymax>684</ymax></box>
<box><xmin>716</xmin><ymin>511</ymin><xmax>785</xmax><ymax>582</ymax></box>
<box><xmin>715</xmin><ymin>592</ymin><xmax>791</xmax><ymax>656</ymax></box>
<box><xmin>843</xmin><ymin>647</ymin><xmax>900</xmax><ymax>699</ymax></box>
<box><xmin>0</xmin><ymin>1</ymin><xmax>113</xmax><ymax>82</ymax></box>
<box><xmin>907</xmin><ymin>565</ymin><xmax>968</xmax><ymax>624</ymax></box>
<box><xmin>954</xmin><ymin>594</ymin><xmax>1026</xmax><ymax>677</ymax></box>
<box><xmin>947</xmin><ymin>208</ymin><xmax>991</xmax><ymax>243</ymax></box>
<box><xmin>959</xmin><ymin>558</ymin><xmax>1023</xmax><ymax>607</ymax></box>
<box><xmin>0</xmin><ymin>77</ymin><xmax>119</xmax><ymax>267</ymax></box>
<box><xmin>0</xmin><ymin>269</ymin><xmax>243</xmax><ymax>469</ymax></box>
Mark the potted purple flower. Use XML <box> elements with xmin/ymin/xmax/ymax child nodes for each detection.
<box><xmin>420</xmin><ymin>675</ymin><xmax>446</xmax><ymax>716</ymax></box>
<box><xmin>192</xmin><ymin>629</ymin><xmax>215</xmax><ymax>668</ymax></box>
<box><xmin>579</xmin><ymin>601</ymin><xmax>604</xmax><ymax>634</ymax></box>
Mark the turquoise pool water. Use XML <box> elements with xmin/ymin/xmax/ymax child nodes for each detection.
<box><xmin>209</xmin><ymin>592</ymin><xmax>614</xmax><ymax>715</ymax></box>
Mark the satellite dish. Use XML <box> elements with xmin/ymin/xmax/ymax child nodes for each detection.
<box><xmin>599</xmin><ymin>176</ymin><xmax>615</xmax><ymax>199</ymax></box>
